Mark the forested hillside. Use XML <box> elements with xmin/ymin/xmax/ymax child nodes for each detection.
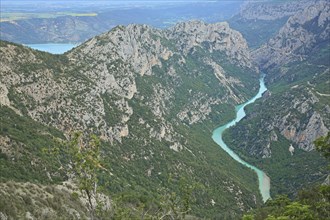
<box><xmin>0</xmin><ymin>21</ymin><xmax>261</xmax><ymax>219</ymax></box>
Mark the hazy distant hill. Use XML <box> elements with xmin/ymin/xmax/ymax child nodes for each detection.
<box><xmin>229</xmin><ymin>0</ymin><xmax>319</xmax><ymax>48</ymax></box>
<box><xmin>0</xmin><ymin>1</ymin><xmax>243</xmax><ymax>44</ymax></box>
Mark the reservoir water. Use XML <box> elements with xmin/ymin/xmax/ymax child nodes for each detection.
<box><xmin>212</xmin><ymin>77</ymin><xmax>271</xmax><ymax>202</ymax></box>
<box><xmin>25</xmin><ymin>43</ymin><xmax>77</xmax><ymax>54</ymax></box>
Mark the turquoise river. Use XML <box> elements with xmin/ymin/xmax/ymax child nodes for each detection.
<box><xmin>212</xmin><ymin>77</ymin><xmax>271</xmax><ymax>202</ymax></box>
<box><xmin>25</xmin><ymin>43</ymin><xmax>271</xmax><ymax>202</ymax></box>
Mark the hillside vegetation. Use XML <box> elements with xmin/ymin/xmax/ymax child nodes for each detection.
<box><xmin>0</xmin><ymin>21</ymin><xmax>261</xmax><ymax>219</ymax></box>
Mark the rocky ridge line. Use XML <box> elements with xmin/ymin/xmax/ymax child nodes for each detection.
<box><xmin>252</xmin><ymin>1</ymin><xmax>330</xmax><ymax>73</ymax></box>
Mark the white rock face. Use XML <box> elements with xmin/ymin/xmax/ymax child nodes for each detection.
<box><xmin>206</xmin><ymin>59</ymin><xmax>243</xmax><ymax>103</ymax></box>
<box><xmin>289</xmin><ymin>145</ymin><xmax>295</xmax><ymax>156</ymax></box>
<box><xmin>253</xmin><ymin>1</ymin><xmax>330</xmax><ymax>71</ymax></box>
<box><xmin>168</xmin><ymin>21</ymin><xmax>252</xmax><ymax>68</ymax></box>
<box><xmin>239</xmin><ymin>0</ymin><xmax>319</xmax><ymax>21</ymax></box>
<box><xmin>0</xmin><ymin>20</ymin><xmax>257</xmax><ymax>151</ymax></box>
<box><xmin>0</xmin><ymin>83</ymin><xmax>10</xmax><ymax>107</ymax></box>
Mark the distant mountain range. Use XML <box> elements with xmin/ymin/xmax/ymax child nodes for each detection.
<box><xmin>0</xmin><ymin>1</ymin><xmax>243</xmax><ymax>44</ymax></box>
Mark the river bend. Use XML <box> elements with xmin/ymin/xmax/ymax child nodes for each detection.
<box><xmin>212</xmin><ymin>77</ymin><xmax>271</xmax><ymax>202</ymax></box>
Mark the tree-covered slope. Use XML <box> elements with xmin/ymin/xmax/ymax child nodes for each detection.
<box><xmin>242</xmin><ymin>134</ymin><xmax>330</xmax><ymax>220</ymax></box>
<box><xmin>0</xmin><ymin>21</ymin><xmax>262</xmax><ymax>219</ymax></box>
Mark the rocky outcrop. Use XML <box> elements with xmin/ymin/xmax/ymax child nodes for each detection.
<box><xmin>228</xmin><ymin>82</ymin><xmax>329</xmax><ymax>159</ymax></box>
<box><xmin>223</xmin><ymin>0</ymin><xmax>330</xmax><ymax>159</ymax></box>
<box><xmin>272</xmin><ymin>88</ymin><xmax>329</xmax><ymax>152</ymax></box>
<box><xmin>0</xmin><ymin>21</ymin><xmax>260</xmax><ymax>217</ymax></box>
<box><xmin>253</xmin><ymin>1</ymin><xmax>330</xmax><ymax>72</ymax></box>
<box><xmin>228</xmin><ymin>1</ymin><xmax>323</xmax><ymax>50</ymax></box>
<box><xmin>279</xmin><ymin>111</ymin><xmax>328</xmax><ymax>151</ymax></box>
<box><xmin>1</xmin><ymin>21</ymin><xmax>257</xmax><ymax>144</ymax></box>
<box><xmin>167</xmin><ymin>21</ymin><xmax>252</xmax><ymax>67</ymax></box>
<box><xmin>233</xmin><ymin>1</ymin><xmax>330</xmax><ymax>156</ymax></box>
<box><xmin>239</xmin><ymin>0</ymin><xmax>319</xmax><ymax>21</ymax></box>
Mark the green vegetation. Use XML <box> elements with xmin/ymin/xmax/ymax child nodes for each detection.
<box><xmin>242</xmin><ymin>134</ymin><xmax>330</xmax><ymax>220</ymax></box>
<box><xmin>242</xmin><ymin>186</ymin><xmax>330</xmax><ymax>220</ymax></box>
<box><xmin>101</xmin><ymin>93</ymin><xmax>123</xmax><ymax>125</ymax></box>
<box><xmin>114</xmin><ymin>44</ymin><xmax>262</xmax><ymax>217</ymax></box>
<box><xmin>266</xmin><ymin>42</ymin><xmax>330</xmax><ymax>90</ymax></box>
<box><xmin>0</xmin><ymin>37</ymin><xmax>263</xmax><ymax>219</ymax></box>
<box><xmin>223</xmin><ymin>86</ymin><xmax>329</xmax><ymax>197</ymax></box>
<box><xmin>110</xmin><ymin>176</ymin><xmax>202</xmax><ymax>219</ymax></box>
<box><xmin>119</xmin><ymin>97</ymin><xmax>262</xmax><ymax>218</ymax></box>
<box><xmin>222</xmin><ymin>39</ymin><xmax>330</xmax><ymax>198</ymax></box>
<box><xmin>0</xmin><ymin>106</ymin><xmax>64</xmax><ymax>183</ymax></box>
<box><xmin>44</xmin><ymin>132</ymin><xmax>105</xmax><ymax>220</ymax></box>
<box><xmin>0</xmin><ymin>181</ymin><xmax>89</xmax><ymax>219</ymax></box>
<box><xmin>315</xmin><ymin>132</ymin><xmax>330</xmax><ymax>159</ymax></box>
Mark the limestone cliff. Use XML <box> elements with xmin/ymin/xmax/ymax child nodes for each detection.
<box><xmin>0</xmin><ymin>21</ymin><xmax>261</xmax><ymax>218</ymax></box>
<box><xmin>239</xmin><ymin>0</ymin><xmax>318</xmax><ymax>21</ymax></box>
<box><xmin>229</xmin><ymin>0</ymin><xmax>322</xmax><ymax>49</ymax></box>
<box><xmin>238</xmin><ymin>1</ymin><xmax>330</xmax><ymax>155</ymax></box>
<box><xmin>253</xmin><ymin>1</ymin><xmax>330</xmax><ymax>73</ymax></box>
<box><xmin>166</xmin><ymin>21</ymin><xmax>252</xmax><ymax>67</ymax></box>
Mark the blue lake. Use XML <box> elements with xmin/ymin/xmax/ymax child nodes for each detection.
<box><xmin>25</xmin><ymin>43</ymin><xmax>78</xmax><ymax>54</ymax></box>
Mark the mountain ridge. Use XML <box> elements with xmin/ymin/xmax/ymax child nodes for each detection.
<box><xmin>0</xmin><ymin>20</ymin><xmax>261</xmax><ymax>219</ymax></box>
